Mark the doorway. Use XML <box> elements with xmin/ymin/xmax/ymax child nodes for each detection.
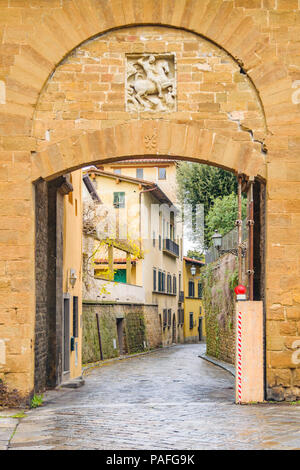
<box><xmin>198</xmin><ymin>318</ymin><xmax>202</xmax><ymax>342</ymax></box>
<box><xmin>63</xmin><ymin>297</ymin><xmax>70</xmax><ymax>375</ymax></box>
<box><xmin>116</xmin><ymin>318</ymin><xmax>124</xmax><ymax>355</ymax></box>
<box><xmin>172</xmin><ymin>314</ymin><xmax>176</xmax><ymax>344</ymax></box>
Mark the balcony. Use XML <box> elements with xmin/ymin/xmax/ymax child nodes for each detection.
<box><xmin>163</xmin><ymin>238</ymin><xmax>179</xmax><ymax>258</ymax></box>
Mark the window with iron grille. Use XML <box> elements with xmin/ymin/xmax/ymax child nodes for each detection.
<box><xmin>163</xmin><ymin>309</ymin><xmax>167</xmax><ymax>328</ymax></box>
<box><xmin>173</xmin><ymin>275</ymin><xmax>177</xmax><ymax>294</ymax></box>
<box><xmin>167</xmin><ymin>274</ymin><xmax>172</xmax><ymax>293</ymax></box>
<box><xmin>188</xmin><ymin>280</ymin><xmax>195</xmax><ymax>297</ymax></box>
<box><xmin>189</xmin><ymin>312</ymin><xmax>194</xmax><ymax>330</ymax></box>
<box><xmin>162</xmin><ymin>272</ymin><xmax>166</xmax><ymax>292</ymax></box>
<box><xmin>153</xmin><ymin>268</ymin><xmax>157</xmax><ymax>291</ymax></box>
<box><xmin>178</xmin><ymin>308</ymin><xmax>183</xmax><ymax>325</ymax></box>
<box><xmin>113</xmin><ymin>191</ymin><xmax>125</xmax><ymax>208</ymax></box>
<box><xmin>168</xmin><ymin>309</ymin><xmax>172</xmax><ymax>327</ymax></box>
<box><xmin>198</xmin><ymin>282</ymin><xmax>203</xmax><ymax>299</ymax></box>
<box><xmin>158</xmin><ymin>271</ymin><xmax>162</xmax><ymax>292</ymax></box>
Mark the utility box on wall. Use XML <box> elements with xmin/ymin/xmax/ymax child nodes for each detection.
<box><xmin>235</xmin><ymin>301</ymin><xmax>264</xmax><ymax>404</ymax></box>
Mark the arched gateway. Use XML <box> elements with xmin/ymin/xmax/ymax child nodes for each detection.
<box><xmin>0</xmin><ymin>0</ymin><xmax>299</xmax><ymax>404</ymax></box>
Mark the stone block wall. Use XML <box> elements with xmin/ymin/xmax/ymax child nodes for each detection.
<box><xmin>1</xmin><ymin>0</ymin><xmax>300</xmax><ymax>401</ymax></box>
<box><xmin>82</xmin><ymin>302</ymin><xmax>162</xmax><ymax>363</ymax></box>
<box><xmin>202</xmin><ymin>255</ymin><xmax>238</xmax><ymax>365</ymax></box>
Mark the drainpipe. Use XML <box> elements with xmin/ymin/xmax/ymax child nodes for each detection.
<box><xmin>247</xmin><ymin>178</ymin><xmax>255</xmax><ymax>301</ymax></box>
<box><xmin>237</xmin><ymin>175</ymin><xmax>243</xmax><ymax>285</ymax></box>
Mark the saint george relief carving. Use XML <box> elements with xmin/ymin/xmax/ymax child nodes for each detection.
<box><xmin>126</xmin><ymin>54</ymin><xmax>176</xmax><ymax>112</ymax></box>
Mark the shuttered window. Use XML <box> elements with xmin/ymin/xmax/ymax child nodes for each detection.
<box><xmin>188</xmin><ymin>280</ymin><xmax>195</xmax><ymax>297</ymax></box>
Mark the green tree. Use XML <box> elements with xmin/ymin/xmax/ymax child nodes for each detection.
<box><xmin>206</xmin><ymin>193</ymin><xmax>247</xmax><ymax>246</ymax></box>
<box><xmin>176</xmin><ymin>162</ymin><xmax>239</xmax><ymax>247</ymax></box>
<box><xmin>177</xmin><ymin>162</ymin><xmax>237</xmax><ymax>216</ymax></box>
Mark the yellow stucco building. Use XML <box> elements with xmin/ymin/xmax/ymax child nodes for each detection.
<box><xmin>63</xmin><ymin>170</ymin><xmax>83</xmax><ymax>382</ymax></box>
<box><xmin>183</xmin><ymin>257</ymin><xmax>205</xmax><ymax>343</ymax></box>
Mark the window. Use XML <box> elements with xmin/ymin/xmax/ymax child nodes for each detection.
<box><xmin>158</xmin><ymin>167</ymin><xmax>166</xmax><ymax>180</ymax></box>
<box><xmin>114</xmin><ymin>169</ymin><xmax>121</xmax><ymax>175</ymax></box>
<box><xmin>167</xmin><ymin>274</ymin><xmax>172</xmax><ymax>293</ymax></box>
<box><xmin>163</xmin><ymin>309</ymin><xmax>167</xmax><ymax>328</ymax></box>
<box><xmin>136</xmin><ymin>168</ymin><xmax>143</xmax><ymax>179</ymax></box>
<box><xmin>189</xmin><ymin>312</ymin><xmax>194</xmax><ymax>330</ymax></box>
<box><xmin>159</xmin><ymin>235</ymin><xmax>161</xmax><ymax>250</ymax></box>
<box><xmin>113</xmin><ymin>192</ymin><xmax>125</xmax><ymax>208</ymax></box>
<box><xmin>158</xmin><ymin>271</ymin><xmax>162</xmax><ymax>292</ymax></box>
<box><xmin>153</xmin><ymin>231</ymin><xmax>156</xmax><ymax>247</ymax></box>
<box><xmin>198</xmin><ymin>282</ymin><xmax>203</xmax><ymax>299</ymax></box>
<box><xmin>178</xmin><ymin>308</ymin><xmax>184</xmax><ymax>325</ymax></box>
<box><xmin>173</xmin><ymin>275</ymin><xmax>177</xmax><ymax>294</ymax></box>
<box><xmin>188</xmin><ymin>280</ymin><xmax>195</xmax><ymax>297</ymax></box>
<box><xmin>162</xmin><ymin>272</ymin><xmax>166</xmax><ymax>292</ymax></box>
<box><xmin>73</xmin><ymin>296</ymin><xmax>79</xmax><ymax>338</ymax></box>
<box><xmin>168</xmin><ymin>309</ymin><xmax>172</xmax><ymax>327</ymax></box>
<box><xmin>153</xmin><ymin>268</ymin><xmax>157</xmax><ymax>291</ymax></box>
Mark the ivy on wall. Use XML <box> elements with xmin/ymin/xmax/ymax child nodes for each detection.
<box><xmin>201</xmin><ymin>255</ymin><xmax>239</xmax><ymax>364</ymax></box>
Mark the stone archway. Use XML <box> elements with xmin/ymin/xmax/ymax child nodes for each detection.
<box><xmin>33</xmin><ymin>119</ymin><xmax>267</xmax><ymax>397</ymax></box>
<box><xmin>32</xmin><ymin>121</ymin><xmax>266</xmax><ymax>181</ymax></box>
<box><xmin>0</xmin><ymin>1</ymin><xmax>299</xmax><ymax>402</ymax></box>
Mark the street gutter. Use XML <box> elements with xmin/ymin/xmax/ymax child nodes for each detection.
<box><xmin>199</xmin><ymin>353</ymin><xmax>235</xmax><ymax>376</ymax></box>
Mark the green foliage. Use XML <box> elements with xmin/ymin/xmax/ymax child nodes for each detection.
<box><xmin>229</xmin><ymin>268</ymin><xmax>239</xmax><ymax>292</ymax></box>
<box><xmin>31</xmin><ymin>394</ymin><xmax>43</xmax><ymax>408</ymax></box>
<box><xmin>206</xmin><ymin>193</ymin><xmax>247</xmax><ymax>246</ymax></box>
<box><xmin>176</xmin><ymin>162</ymin><xmax>239</xmax><ymax>247</ymax></box>
<box><xmin>186</xmin><ymin>250</ymin><xmax>205</xmax><ymax>261</ymax></box>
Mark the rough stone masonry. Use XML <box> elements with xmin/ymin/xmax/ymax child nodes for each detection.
<box><xmin>0</xmin><ymin>0</ymin><xmax>300</xmax><ymax>402</ymax></box>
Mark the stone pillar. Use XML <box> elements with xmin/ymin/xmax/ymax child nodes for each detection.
<box><xmin>235</xmin><ymin>301</ymin><xmax>264</xmax><ymax>404</ymax></box>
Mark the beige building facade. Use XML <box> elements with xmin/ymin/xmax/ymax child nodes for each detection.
<box><xmin>84</xmin><ymin>169</ymin><xmax>183</xmax><ymax>346</ymax></box>
<box><xmin>0</xmin><ymin>1</ymin><xmax>299</xmax><ymax>402</ymax></box>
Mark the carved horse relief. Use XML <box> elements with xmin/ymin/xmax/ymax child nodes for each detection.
<box><xmin>126</xmin><ymin>54</ymin><xmax>176</xmax><ymax>112</ymax></box>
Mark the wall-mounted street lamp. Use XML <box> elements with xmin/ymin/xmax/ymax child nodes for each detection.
<box><xmin>69</xmin><ymin>268</ymin><xmax>78</xmax><ymax>288</ymax></box>
<box><xmin>212</xmin><ymin>229</ymin><xmax>246</xmax><ymax>258</ymax></box>
<box><xmin>212</xmin><ymin>230</ymin><xmax>222</xmax><ymax>250</ymax></box>
<box><xmin>190</xmin><ymin>265</ymin><xmax>196</xmax><ymax>276</ymax></box>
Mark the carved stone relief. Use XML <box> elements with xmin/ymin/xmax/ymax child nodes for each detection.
<box><xmin>126</xmin><ymin>54</ymin><xmax>176</xmax><ymax>112</ymax></box>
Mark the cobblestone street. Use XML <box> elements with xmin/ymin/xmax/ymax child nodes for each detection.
<box><xmin>6</xmin><ymin>345</ymin><xmax>300</xmax><ymax>450</ymax></box>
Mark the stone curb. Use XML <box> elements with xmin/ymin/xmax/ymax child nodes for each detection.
<box><xmin>199</xmin><ymin>353</ymin><xmax>235</xmax><ymax>376</ymax></box>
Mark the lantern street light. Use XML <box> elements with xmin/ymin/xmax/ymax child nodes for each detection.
<box><xmin>190</xmin><ymin>265</ymin><xmax>196</xmax><ymax>276</ymax></box>
<box><xmin>212</xmin><ymin>230</ymin><xmax>222</xmax><ymax>250</ymax></box>
<box><xmin>69</xmin><ymin>268</ymin><xmax>78</xmax><ymax>288</ymax></box>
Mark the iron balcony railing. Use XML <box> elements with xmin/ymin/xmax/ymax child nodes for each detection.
<box><xmin>163</xmin><ymin>238</ymin><xmax>179</xmax><ymax>257</ymax></box>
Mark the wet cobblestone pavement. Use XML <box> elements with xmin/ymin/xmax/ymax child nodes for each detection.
<box><xmin>8</xmin><ymin>344</ymin><xmax>300</xmax><ymax>450</ymax></box>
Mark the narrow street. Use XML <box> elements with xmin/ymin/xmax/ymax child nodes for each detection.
<box><xmin>7</xmin><ymin>344</ymin><xmax>300</xmax><ymax>450</ymax></box>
